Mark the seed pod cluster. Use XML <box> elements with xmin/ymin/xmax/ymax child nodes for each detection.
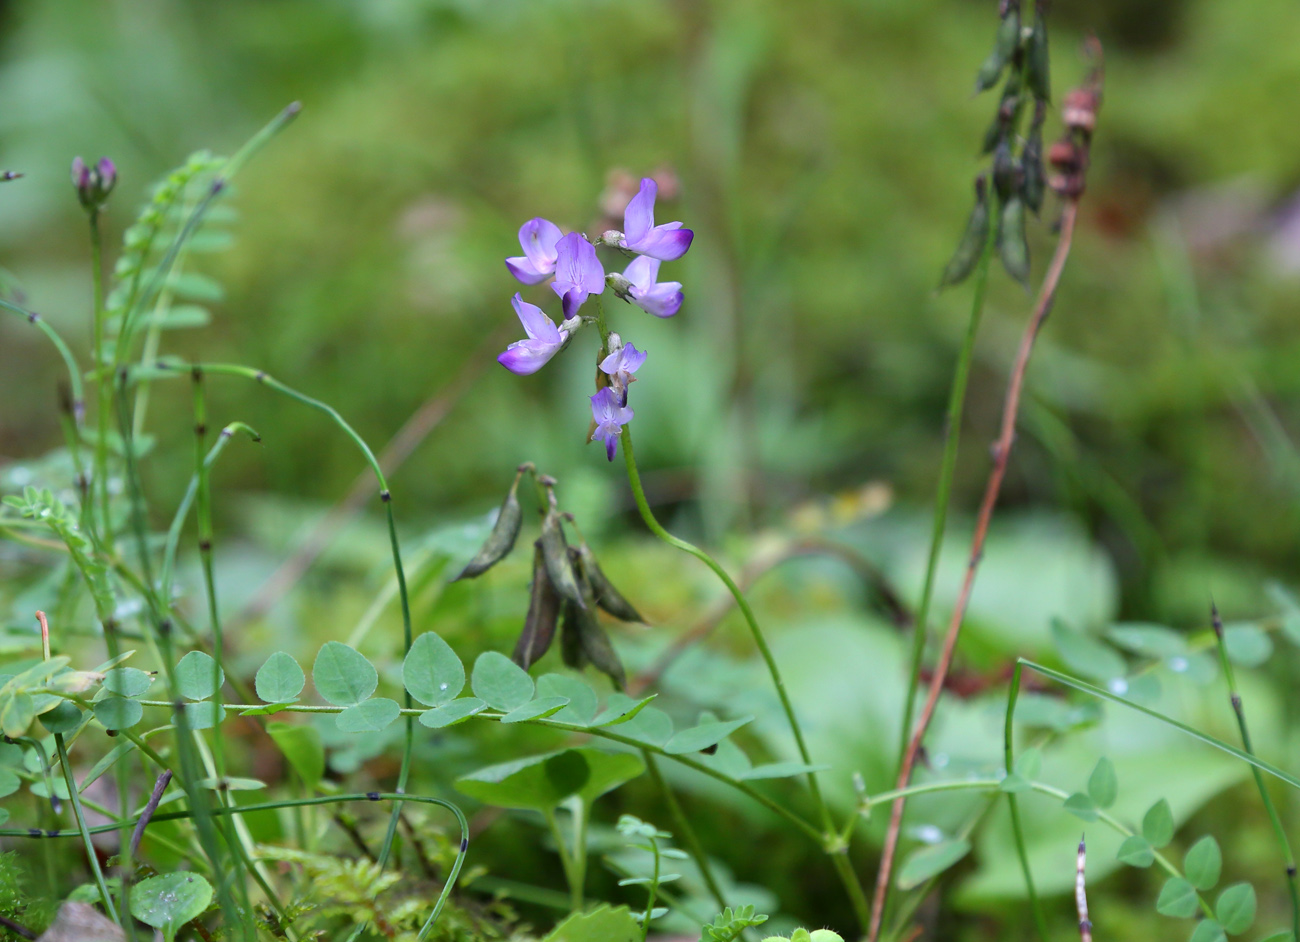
<box><xmin>940</xmin><ymin>0</ymin><xmax>1054</xmax><ymax>290</ymax></box>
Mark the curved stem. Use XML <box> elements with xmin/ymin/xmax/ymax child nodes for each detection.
<box><xmin>54</xmin><ymin>733</ymin><xmax>118</xmax><ymax>923</ymax></box>
<box><xmin>1004</xmin><ymin>660</ymin><xmax>1050</xmax><ymax>942</ymax></box>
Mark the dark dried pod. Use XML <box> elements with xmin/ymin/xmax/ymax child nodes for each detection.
<box><xmin>1025</xmin><ymin>7</ymin><xmax>1051</xmax><ymax>102</ymax></box>
<box><xmin>559</xmin><ymin>592</ymin><xmax>626</xmax><ymax>690</ymax></box>
<box><xmin>539</xmin><ymin>510</ymin><xmax>585</xmax><ymax>608</ymax></box>
<box><xmin>453</xmin><ymin>475</ymin><xmax>523</xmax><ymax>581</ymax></box>
<box><xmin>981</xmin><ymin>68</ymin><xmax>1023</xmax><ymax>154</ymax></box>
<box><xmin>991</xmin><ymin>140</ymin><xmax>1018</xmax><ymax>204</ymax></box>
<box><xmin>939</xmin><ymin>177</ymin><xmax>991</xmax><ymax>289</ymax></box>
<box><xmin>513</xmin><ymin>543</ymin><xmax>562</xmax><ymax>670</ymax></box>
<box><xmin>997</xmin><ymin>195</ymin><xmax>1030</xmax><ymax>287</ymax></box>
<box><xmin>975</xmin><ymin>4</ymin><xmax>1022</xmax><ymax>93</ymax></box>
<box><xmin>1022</xmin><ymin>104</ymin><xmax>1046</xmax><ymax>214</ymax></box>
<box><xmin>576</xmin><ymin>543</ymin><xmax>644</xmax><ymax>623</ymax></box>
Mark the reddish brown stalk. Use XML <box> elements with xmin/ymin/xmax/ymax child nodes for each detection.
<box><xmin>1077</xmin><ymin>836</ymin><xmax>1093</xmax><ymax>942</ymax></box>
<box><xmin>227</xmin><ymin>332</ymin><xmax>503</xmax><ymax>630</ymax></box>
<box><xmin>868</xmin><ymin>194</ymin><xmax>1085</xmax><ymax>942</ymax></box>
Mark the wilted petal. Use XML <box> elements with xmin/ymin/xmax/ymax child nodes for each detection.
<box><xmin>623</xmin><ymin>255</ymin><xmax>660</xmax><ymax>292</ymax></box>
<box><xmin>498</xmin><ymin>338</ymin><xmax>565</xmax><ymax>375</ymax></box>
<box><xmin>512</xmin><ymin>293</ymin><xmax>562</xmax><ymax>343</ymax></box>
<box><xmin>623</xmin><ymin>178</ymin><xmax>657</xmax><ymax>246</ymax></box>
<box><xmin>630</xmin><ymin>281</ymin><xmax>683</xmax><ymax>318</ymax></box>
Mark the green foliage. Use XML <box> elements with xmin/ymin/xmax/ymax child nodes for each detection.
<box><xmin>702</xmin><ymin>905</ymin><xmax>769</xmax><ymax>942</ymax></box>
<box><xmin>897</xmin><ymin>839</ymin><xmax>971</xmax><ymax>890</ymax></box>
<box><xmin>542</xmin><ymin>905</ymin><xmax>641</xmax><ymax>942</ymax></box>
<box><xmin>130</xmin><ymin>872</ymin><xmax>214</xmax><ymax>942</ymax></box>
<box><xmin>312</xmin><ymin>641</ymin><xmax>378</xmax><ymax>707</ymax></box>
<box><xmin>1186</xmin><ymin>836</ymin><xmax>1224</xmax><ymax>891</ymax></box>
<box><xmin>403</xmin><ymin>632</ymin><xmax>465</xmax><ymax>707</ymax></box>
<box><xmin>255</xmin><ymin>651</ymin><xmax>305</xmax><ymax>704</ymax></box>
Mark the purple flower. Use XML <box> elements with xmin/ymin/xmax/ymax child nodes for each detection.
<box><xmin>590</xmin><ymin>386</ymin><xmax>633</xmax><ymax>461</ymax></box>
<box><xmin>497</xmin><ymin>293</ymin><xmax>569</xmax><ymax>375</ymax></box>
<box><xmin>505</xmin><ymin>217</ymin><xmax>563</xmax><ymax>284</ymax></box>
<box><xmin>96</xmin><ymin>158</ymin><xmax>116</xmax><ymax>192</ymax></box>
<box><xmin>623</xmin><ymin>256</ymin><xmax>683</xmax><ymax>318</ymax></box>
<box><xmin>620</xmin><ymin>178</ymin><xmax>693</xmax><ymax>261</ymax></box>
<box><xmin>71</xmin><ymin>157</ymin><xmax>90</xmax><ymax>190</ymax></box>
<box><xmin>551</xmin><ymin>231</ymin><xmax>605</xmax><ymax>318</ymax></box>
<box><xmin>599</xmin><ymin>342</ymin><xmax>646</xmax><ymax>404</ymax></box>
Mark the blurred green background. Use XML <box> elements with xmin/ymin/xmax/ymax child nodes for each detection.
<box><xmin>3</xmin><ymin>0</ymin><xmax>1300</xmax><ymax>938</ymax></box>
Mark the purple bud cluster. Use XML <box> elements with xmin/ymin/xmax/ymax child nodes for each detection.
<box><xmin>70</xmin><ymin>156</ymin><xmax>117</xmax><ymax>210</ymax></box>
<box><xmin>497</xmin><ymin>178</ymin><xmax>693</xmax><ymax>460</ymax></box>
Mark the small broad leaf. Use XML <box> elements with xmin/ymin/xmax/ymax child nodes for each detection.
<box><xmin>471</xmin><ymin>651</ymin><xmax>534</xmax><ymax>712</ymax></box>
<box><xmin>266</xmin><ymin>722</ymin><xmax>324</xmax><ymax>790</ymax></box>
<box><xmin>616</xmin><ymin>705</ymin><xmax>674</xmax><ymax>747</ymax></box>
<box><xmin>1117</xmin><ymin>835</ymin><xmax>1154</xmax><ymax>868</ymax></box>
<box><xmin>131</xmin><ymin>871</ymin><xmax>213</xmax><ymax>939</ymax></box>
<box><xmin>175</xmin><ymin>651</ymin><xmax>223</xmax><ymax>701</ymax></box>
<box><xmin>1190</xmin><ymin>920</ymin><xmax>1227</xmax><ymax>942</ymax></box>
<box><xmin>419</xmin><ymin>698</ymin><xmax>487</xmax><ymax>728</ymax></box>
<box><xmin>456</xmin><ymin>749</ymin><xmax>591</xmax><ymax>812</ymax></box>
<box><xmin>181</xmin><ymin>701</ymin><xmax>225</xmax><ymax>730</ymax></box>
<box><xmin>103</xmin><ymin>667</ymin><xmax>152</xmax><ymax>699</ymax></box>
<box><xmin>1254</xmin><ymin>931</ymin><xmax>1294</xmax><ymax>942</ymax></box>
<box><xmin>896</xmin><ymin>838</ymin><xmax>971</xmax><ymax>890</ymax></box>
<box><xmin>664</xmin><ymin>716</ymin><xmax>752</xmax><ymax>755</ymax></box>
<box><xmin>312</xmin><ymin>642</ymin><xmax>378</xmax><ymax>707</ymax></box>
<box><xmin>1223</xmin><ymin>625</ymin><xmax>1272</xmax><ymax>668</ymax></box>
<box><xmin>502</xmin><ymin>697</ymin><xmax>570</xmax><ymax>724</ymax></box>
<box><xmin>1143</xmin><ymin>798</ymin><xmax>1175</xmax><ymax>847</ymax></box>
<box><xmin>94</xmin><ymin>695</ymin><xmax>143</xmax><ymax>731</ymax></box>
<box><xmin>1063</xmin><ymin>792</ymin><xmax>1098</xmax><ymax>822</ymax></box>
<box><xmin>1088</xmin><ymin>757</ymin><xmax>1118</xmax><ymax>808</ymax></box>
<box><xmin>574</xmin><ymin>749</ymin><xmax>645</xmax><ymax>804</ymax></box>
<box><xmin>336</xmin><ymin>698</ymin><xmax>401</xmax><ymax>733</ymax></box>
<box><xmin>1217</xmin><ymin>883</ymin><xmax>1257</xmax><ymax>934</ymax></box>
<box><xmin>1014</xmin><ymin>748</ymin><xmax>1042</xmax><ymax>780</ymax></box>
<box><xmin>999</xmin><ymin>772</ymin><xmax>1031</xmax><ymax>793</ymax></box>
<box><xmin>591</xmin><ymin>693</ymin><xmax>656</xmax><ymax>727</ymax></box>
<box><xmin>403</xmin><ymin>632</ymin><xmax>465</xmax><ymax>707</ymax></box>
<box><xmin>0</xmin><ymin>691</ymin><xmax>34</xmax><ymax>738</ymax></box>
<box><xmin>741</xmin><ymin>762</ymin><xmax>832</xmax><ymax>781</ymax></box>
<box><xmin>1107</xmin><ymin>623</ymin><xmax>1187</xmax><ymax>658</ymax></box>
<box><xmin>538</xmin><ymin>674</ymin><xmax>598</xmax><ymax>726</ymax></box>
<box><xmin>39</xmin><ymin>701</ymin><xmax>84</xmax><ymax>735</ymax></box>
<box><xmin>0</xmin><ymin>769</ymin><xmax>20</xmax><ymax>799</ymax></box>
<box><xmin>1185</xmin><ymin>835</ymin><xmax>1223</xmax><ymax>890</ymax></box>
<box><xmin>1051</xmin><ymin>620</ymin><xmax>1127</xmax><ymax>681</ymax></box>
<box><xmin>1157</xmin><ymin>877</ymin><xmax>1200</xmax><ymax>918</ymax></box>
<box><xmin>542</xmin><ymin>904</ymin><xmax>640</xmax><ymax>942</ymax></box>
<box><xmin>198</xmin><ymin>777</ymin><xmax>265</xmax><ymax>791</ymax></box>
<box><xmin>255</xmin><ymin>652</ymin><xmax>305</xmax><ymax>704</ymax></box>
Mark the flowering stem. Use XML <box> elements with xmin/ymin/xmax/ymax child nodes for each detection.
<box><xmin>89</xmin><ymin>208</ymin><xmax>114</xmax><ymax>542</ymax></box>
<box><xmin>896</xmin><ymin>199</ymin><xmax>998</xmax><ymax>772</ymax></box>
<box><xmin>619</xmin><ymin>426</ymin><xmax>871</xmax><ymax>932</ymax></box>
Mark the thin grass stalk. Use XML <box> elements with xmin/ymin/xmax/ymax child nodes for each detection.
<box><xmin>643</xmin><ymin>752</ymin><xmax>728</xmax><ymax>911</ymax></box>
<box><xmin>1210</xmin><ymin>605</ymin><xmax>1300</xmax><ymax>940</ymax></box>
<box><xmin>54</xmin><ymin>734</ymin><xmax>118</xmax><ymax>922</ymax></box>
<box><xmin>1004</xmin><ymin>660</ymin><xmax>1050</xmax><ymax>942</ymax></box>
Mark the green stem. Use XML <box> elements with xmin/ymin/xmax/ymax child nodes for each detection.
<box><xmin>545</xmin><ymin>808</ymin><xmax>582</xmax><ymax>912</ymax></box>
<box><xmin>897</xmin><ymin>201</ymin><xmax>997</xmax><ymax>768</ymax></box>
<box><xmin>1211</xmin><ymin>611</ymin><xmax>1300</xmax><ymax>941</ymax></box>
<box><xmin>1003</xmin><ymin>660</ymin><xmax>1049</xmax><ymax>942</ymax></box>
<box><xmin>0</xmin><ymin>298</ymin><xmax>85</xmax><ymax>426</ymax></box>
<box><xmin>90</xmin><ymin>209</ymin><xmax>114</xmax><ymax>541</ymax></box>
<box><xmin>644</xmin><ymin>752</ymin><xmax>728</xmax><ymax>911</ymax></box>
<box><xmin>54</xmin><ymin>733</ymin><xmax>118</xmax><ymax>922</ymax></box>
<box><xmin>642</xmin><ymin>836</ymin><xmax>660</xmax><ymax>942</ymax></box>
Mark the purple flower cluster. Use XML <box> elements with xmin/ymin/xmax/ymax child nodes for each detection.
<box><xmin>497</xmin><ymin>178</ymin><xmax>693</xmax><ymax>460</ymax></box>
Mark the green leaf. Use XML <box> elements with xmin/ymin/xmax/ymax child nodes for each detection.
<box><xmin>94</xmin><ymin>695</ymin><xmax>143</xmax><ymax>731</ymax></box>
<box><xmin>502</xmin><ymin>697</ymin><xmax>570</xmax><ymax>723</ymax></box>
<box><xmin>1107</xmin><ymin>623</ymin><xmax>1188</xmax><ymax>658</ymax></box>
<box><xmin>741</xmin><ymin>762</ymin><xmax>832</xmax><ymax>781</ymax></box>
<box><xmin>1223</xmin><ymin>625</ymin><xmax>1272</xmax><ymax>668</ymax></box>
<box><xmin>1051</xmin><ymin>620</ymin><xmax>1127</xmax><ymax>681</ymax></box>
<box><xmin>574</xmin><ymin>749</ymin><xmax>645</xmax><ymax>803</ymax></box>
<box><xmin>456</xmin><ymin>749</ymin><xmax>591</xmax><ymax>812</ymax></box>
<box><xmin>591</xmin><ymin>693</ymin><xmax>656</xmax><ymax>727</ymax></box>
<box><xmin>418</xmin><ymin>698</ymin><xmax>487</xmax><ymax>728</ymax></box>
<box><xmin>175</xmin><ymin>650</ymin><xmax>223</xmax><ymax>701</ymax></box>
<box><xmin>131</xmin><ymin>872</ymin><xmax>213</xmax><ymax>940</ymax></box>
<box><xmin>1063</xmin><ymin>792</ymin><xmax>1098</xmax><ymax>822</ymax></box>
<box><xmin>39</xmin><ymin>701</ymin><xmax>84</xmax><ymax>735</ymax></box>
<box><xmin>0</xmin><ymin>768</ymin><xmax>21</xmax><ymax>798</ymax></box>
<box><xmin>336</xmin><ymin>698</ymin><xmax>401</xmax><ymax>733</ymax></box>
<box><xmin>1185</xmin><ymin>836</ymin><xmax>1222</xmax><ymax>890</ymax></box>
<box><xmin>1254</xmin><ymin>932</ymin><xmax>1294</xmax><ymax>942</ymax></box>
<box><xmin>266</xmin><ymin>722</ymin><xmax>324</xmax><ymax>790</ymax></box>
<box><xmin>470</xmin><ymin>651</ymin><xmax>534</xmax><ymax>712</ymax></box>
<box><xmin>182</xmin><ymin>701</ymin><xmax>225</xmax><ymax>730</ymax></box>
<box><xmin>0</xmin><ymin>690</ymin><xmax>35</xmax><ymax>738</ymax></box>
<box><xmin>537</xmin><ymin>674</ymin><xmax>598</xmax><ymax>726</ymax></box>
<box><xmin>1144</xmin><ymin>798</ymin><xmax>1175</xmax><ymax>847</ymax></box>
<box><xmin>896</xmin><ymin>838</ymin><xmax>971</xmax><ymax>890</ymax></box>
<box><xmin>664</xmin><ymin>716</ymin><xmax>752</xmax><ymax>755</ymax></box>
<box><xmin>103</xmin><ymin>667</ymin><xmax>152</xmax><ymax>699</ymax></box>
<box><xmin>542</xmin><ymin>904</ymin><xmax>641</xmax><ymax>942</ymax></box>
<box><xmin>312</xmin><ymin>642</ymin><xmax>377</xmax><ymax>707</ymax></box>
<box><xmin>1217</xmin><ymin>883</ymin><xmax>1257</xmax><ymax>934</ymax></box>
<box><xmin>255</xmin><ymin>652</ymin><xmax>305</xmax><ymax>704</ymax></box>
<box><xmin>403</xmin><ymin>632</ymin><xmax>465</xmax><ymax>707</ymax></box>
<box><xmin>1088</xmin><ymin>757</ymin><xmax>1118</xmax><ymax>808</ymax></box>
<box><xmin>1015</xmin><ymin>748</ymin><xmax>1043</xmax><ymax>779</ymax></box>
<box><xmin>1117</xmin><ymin>835</ymin><xmax>1154</xmax><ymax>868</ymax></box>
<box><xmin>1157</xmin><ymin>877</ymin><xmax>1200</xmax><ymax>918</ymax></box>
<box><xmin>1191</xmin><ymin>920</ymin><xmax>1227</xmax><ymax>942</ymax></box>
<box><xmin>999</xmin><ymin>772</ymin><xmax>1031</xmax><ymax>793</ymax></box>
<box><xmin>616</xmin><ymin>705</ymin><xmax>674</xmax><ymax>747</ymax></box>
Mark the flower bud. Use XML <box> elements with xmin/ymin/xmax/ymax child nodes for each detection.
<box><xmin>96</xmin><ymin>158</ymin><xmax>117</xmax><ymax>194</ymax></box>
<box><xmin>71</xmin><ymin>156</ymin><xmax>90</xmax><ymax>190</ymax></box>
<box><xmin>1062</xmin><ymin>88</ymin><xmax>1098</xmax><ymax>134</ymax></box>
<box><xmin>70</xmin><ymin>155</ymin><xmax>118</xmax><ymax>211</ymax></box>
<box><xmin>605</xmin><ymin>271</ymin><xmax>633</xmax><ymax>299</ymax></box>
<box><xmin>597</xmin><ymin>229</ymin><xmax>625</xmax><ymax>247</ymax></box>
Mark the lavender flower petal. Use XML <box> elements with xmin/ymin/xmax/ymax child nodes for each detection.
<box><xmin>552</xmin><ymin>232</ymin><xmax>604</xmax><ymax>317</ymax></box>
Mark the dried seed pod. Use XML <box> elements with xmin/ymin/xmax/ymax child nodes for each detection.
<box><xmin>453</xmin><ymin>476</ymin><xmax>523</xmax><ymax>581</ymax></box>
<box><xmin>1022</xmin><ymin>105</ymin><xmax>1046</xmax><ymax>214</ymax></box>
<box><xmin>513</xmin><ymin>543</ymin><xmax>562</xmax><ymax>670</ymax></box>
<box><xmin>991</xmin><ymin>140</ymin><xmax>1019</xmax><ymax>205</ymax></box>
<box><xmin>539</xmin><ymin>510</ymin><xmax>585</xmax><ymax>608</ymax></box>
<box><xmin>939</xmin><ymin>178</ymin><xmax>991</xmax><ymax>289</ymax></box>
<box><xmin>997</xmin><ymin>195</ymin><xmax>1030</xmax><ymax>287</ymax></box>
<box><xmin>1025</xmin><ymin>8</ymin><xmax>1051</xmax><ymax>102</ymax></box>
<box><xmin>576</xmin><ymin>543</ymin><xmax>644</xmax><ymax>623</ymax></box>
<box><xmin>975</xmin><ymin>4</ymin><xmax>1022</xmax><ymax>93</ymax></box>
<box><xmin>560</xmin><ymin>599</ymin><xmax>587</xmax><ymax>670</ymax></box>
<box><xmin>560</xmin><ymin>592</ymin><xmax>626</xmax><ymax>690</ymax></box>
